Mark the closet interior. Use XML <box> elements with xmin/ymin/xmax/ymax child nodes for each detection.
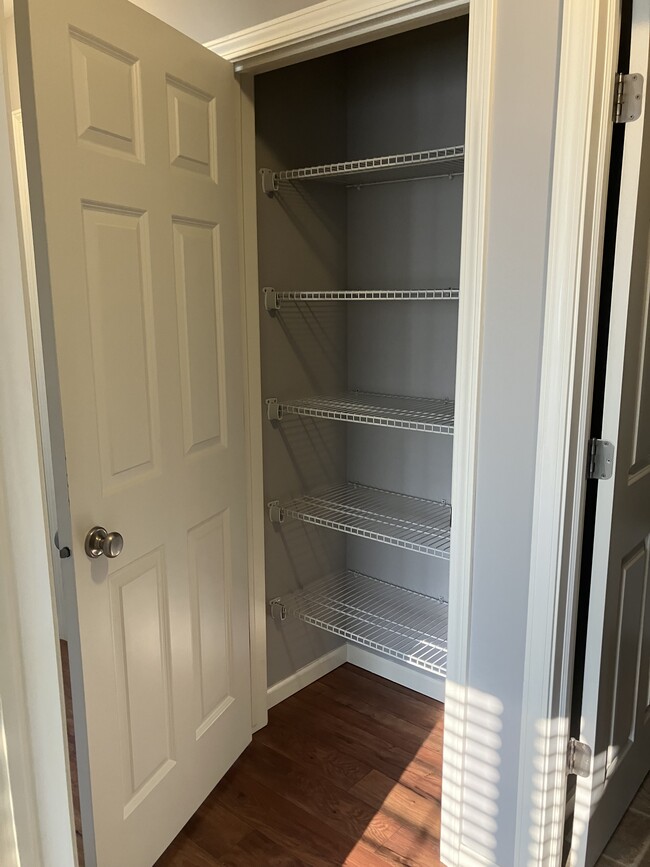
<box><xmin>254</xmin><ymin>16</ymin><xmax>468</xmax><ymax>697</ymax></box>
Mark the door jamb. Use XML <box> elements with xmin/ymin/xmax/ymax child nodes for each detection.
<box><xmin>0</xmin><ymin>15</ymin><xmax>77</xmax><ymax>867</ymax></box>
<box><xmin>514</xmin><ymin>1</ymin><xmax>621</xmax><ymax>864</ymax></box>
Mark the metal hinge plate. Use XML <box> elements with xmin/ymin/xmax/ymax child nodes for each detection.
<box><xmin>588</xmin><ymin>439</ymin><xmax>614</xmax><ymax>480</ymax></box>
<box><xmin>567</xmin><ymin>738</ymin><xmax>592</xmax><ymax>777</ymax></box>
<box><xmin>614</xmin><ymin>72</ymin><xmax>644</xmax><ymax>123</ymax></box>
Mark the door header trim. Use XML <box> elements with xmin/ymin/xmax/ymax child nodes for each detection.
<box><xmin>204</xmin><ymin>0</ymin><xmax>468</xmax><ymax>73</ymax></box>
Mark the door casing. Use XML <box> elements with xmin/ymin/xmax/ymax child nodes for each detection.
<box><xmin>514</xmin><ymin>1</ymin><xmax>625</xmax><ymax>864</ymax></box>
<box><xmin>0</xmin><ymin>1</ymin><xmax>622</xmax><ymax>866</ymax></box>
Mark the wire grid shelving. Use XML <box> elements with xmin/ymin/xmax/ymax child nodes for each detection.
<box><xmin>267</xmin><ymin>391</ymin><xmax>454</xmax><ymax>434</ymax></box>
<box><xmin>264</xmin><ymin>145</ymin><xmax>464</xmax><ymax>191</ymax></box>
<box><xmin>270</xmin><ymin>482</ymin><xmax>451</xmax><ymax>558</ymax></box>
<box><xmin>264</xmin><ymin>287</ymin><xmax>459</xmax><ymax>310</ymax></box>
<box><xmin>272</xmin><ymin>570</ymin><xmax>448</xmax><ymax>675</ymax></box>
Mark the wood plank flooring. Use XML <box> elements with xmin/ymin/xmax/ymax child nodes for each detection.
<box><xmin>62</xmin><ymin>645</ymin><xmax>650</xmax><ymax>866</ymax></box>
<box><xmin>155</xmin><ymin>664</ymin><xmax>445</xmax><ymax>866</ymax></box>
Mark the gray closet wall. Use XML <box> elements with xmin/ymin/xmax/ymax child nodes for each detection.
<box><xmin>255</xmin><ymin>18</ymin><xmax>468</xmax><ymax>687</ymax></box>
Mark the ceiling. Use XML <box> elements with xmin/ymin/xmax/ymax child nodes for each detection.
<box><xmin>3</xmin><ymin>0</ymin><xmax>322</xmax><ymax>45</ymax></box>
<box><xmin>127</xmin><ymin>0</ymin><xmax>321</xmax><ymax>45</ymax></box>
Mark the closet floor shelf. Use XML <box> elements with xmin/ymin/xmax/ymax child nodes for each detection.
<box><xmin>268</xmin><ymin>481</ymin><xmax>451</xmax><ymax>558</ymax></box>
<box><xmin>270</xmin><ymin>570</ymin><xmax>448</xmax><ymax>676</ymax></box>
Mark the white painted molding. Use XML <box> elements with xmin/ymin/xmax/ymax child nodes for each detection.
<box><xmin>205</xmin><ymin>0</ymin><xmax>468</xmax><ymax>72</ymax></box>
<box><xmin>440</xmin><ymin>0</ymin><xmax>497</xmax><ymax>863</ymax></box>
<box><xmin>514</xmin><ymin>1</ymin><xmax>620</xmax><ymax>865</ymax></box>
<box><xmin>346</xmin><ymin>645</ymin><xmax>446</xmax><ymax>702</ymax></box>
<box><xmin>237</xmin><ymin>74</ymin><xmax>269</xmax><ymax>735</ymax></box>
<box><xmin>266</xmin><ymin>644</ymin><xmax>447</xmax><ymax>709</ymax></box>
<box><xmin>267</xmin><ymin>646</ymin><xmax>347</xmax><ymax>708</ymax></box>
<box><xmin>0</xmin><ymin>16</ymin><xmax>76</xmax><ymax>867</ymax></box>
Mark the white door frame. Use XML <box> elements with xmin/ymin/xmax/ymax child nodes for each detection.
<box><xmin>0</xmin><ymin>13</ymin><xmax>77</xmax><ymax>867</ymax></box>
<box><xmin>515</xmin><ymin>0</ymin><xmax>621</xmax><ymax>864</ymax></box>
<box><xmin>0</xmin><ymin>1</ymin><xmax>621</xmax><ymax>865</ymax></box>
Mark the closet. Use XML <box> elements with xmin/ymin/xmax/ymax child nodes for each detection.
<box><xmin>254</xmin><ymin>17</ymin><xmax>468</xmax><ymax>698</ymax></box>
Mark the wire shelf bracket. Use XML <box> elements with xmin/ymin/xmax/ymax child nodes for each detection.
<box><xmin>268</xmin><ymin>481</ymin><xmax>451</xmax><ymax>558</ymax></box>
<box><xmin>266</xmin><ymin>392</ymin><xmax>454</xmax><ymax>434</ymax></box>
<box><xmin>270</xmin><ymin>570</ymin><xmax>449</xmax><ymax>676</ymax></box>
<box><xmin>263</xmin><ymin>286</ymin><xmax>459</xmax><ymax>311</ymax></box>
<box><xmin>260</xmin><ymin>145</ymin><xmax>464</xmax><ymax>196</ymax></box>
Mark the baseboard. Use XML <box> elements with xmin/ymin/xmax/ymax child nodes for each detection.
<box><xmin>266</xmin><ymin>642</ymin><xmax>447</xmax><ymax>709</ymax></box>
<box><xmin>266</xmin><ymin>645</ymin><xmax>347</xmax><ymax>709</ymax></box>
<box><xmin>346</xmin><ymin>645</ymin><xmax>446</xmax><ymax>702</ymax></box>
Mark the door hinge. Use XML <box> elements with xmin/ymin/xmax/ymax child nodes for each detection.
<box><xmin>587</xmin><ymin>439</ymin><xmax>614</xmax><ymax>480</ymax></box>
<box><xmin>614</xmin><ymin>72</ymin><xmax>644</xmax><ymax>123</ymax></box>
<box><xmin>567</xmin><ymin>738</ymin><xmax>592</xmax><ymax>777</ymax></box>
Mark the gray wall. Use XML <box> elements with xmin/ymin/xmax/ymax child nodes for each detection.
<box><xmin>255</xmin><ymin>56</ymin><xmax>349</xmax><ymax>686</ymax></box>
<box><xmin>345</xmin><ymin>19</ymin><xmax>467</xmax><ymax>600</ymax></box>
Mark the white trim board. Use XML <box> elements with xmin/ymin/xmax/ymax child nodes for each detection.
<box><xmin>440</xmin><ymin>0</ymin><xmax>496</xmax><ymax>863</ymax></box>
<box><xmin>0</xmin><ymin>16</ymin><xmax>76</xmax><ymax>867</ymax></box>
<box><xmin>267</xmin><ymin>646</ymin><xmax>348</xmax><ymax>709</ymax></box>
<box><xmin>346</xmin><ymin>645</ymin><xmax>446</xmax><ymax>702</ymax></box>
<box><xmin>514</xmin><ymin>1</ymin><xmax>620</xmax><ymax>864</ymax></box>
<box><xmin>266</xmin><ymin>644</ymin><xmax>446</xmax><ymax>709</ymax></box>
<box><xmin>205</xmin><ymin>0</ymin><xmax>468</xmax><ymax>73</ymax></box>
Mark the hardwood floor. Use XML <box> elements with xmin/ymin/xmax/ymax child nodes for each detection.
<box><xmin>61</xmin><ymin>646</ymin><xmax>650</xmax><ymax>866</ymax></box>
<box><xmin>155</xmin><ymin>664</ymin><xmax>445</xmax><ymax>866</ymax></box>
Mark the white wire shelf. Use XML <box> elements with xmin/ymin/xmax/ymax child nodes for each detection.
<box><xmin>263</xmin><ymin>286</ymin><xmax>459</xmax><ymax>310</ymax></box>
<box><xmin>268</xmin><ymin>482</ymin><xmax>451</xmax><ymax>558</ymax></box>
<box><xmin>270</xmin><ymin>570</ymin><xmax>448</xmax><ymax>676</ymax></box>
<box><xmin>267</xmin><ymin>391</ymin><xmax>454</xmax><ymax>434</ymax></box>
<box><xmin>260</xmin><ymin>145</ymin><xmax>464</xmax><ymax>194</ymax></box>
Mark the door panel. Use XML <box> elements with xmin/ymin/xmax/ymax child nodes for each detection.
<box><xmin>606</xmin><ymin>540</ymin><xmax>649</xmax><ymax>774</ymax></box>
<box><xmin>573</xmin><ymin>3</ymin><xmax>650</xmax><ymax>863</ymax></box>
<box><xmin>172</xmin><ymin>219</ymin><xmax>226</xmax><ymax>453</ymax></box>
<box><xmin>16</xmin><ymin>0</ymin><xmax>251</xmax><ymax>864</ymax></box>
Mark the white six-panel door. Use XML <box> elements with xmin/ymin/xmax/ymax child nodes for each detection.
<box><xmin>16</xmin><ymin>0</ymin><xmax>251</xmax><ymax>863</ymax></box>
<box><xmin>572</xmin><ymin>4</ymin><xmax>650</xmax><ymax>864</ymax></box>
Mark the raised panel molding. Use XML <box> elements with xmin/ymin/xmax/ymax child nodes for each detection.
<box><xmin>81</xmin><ymin>203</ymin><xmax>161</xmax><ymax>491</ymax></box>
<box><xmin>172</xmin><ymin>218</ymin><xmax>226</xmax><ymax>454</ymax></box>
<box><xmin>630</xmin><ymin>225</ymin><xmax>650</xmax><ymax>481</ymax></box>
<box><xmin>187</xmin><ymin>511</ymin><xmax>235</xmax><ymax>738</ymax></box>
<box><xmin>69</xmin><ymin>27</ymin><xmax>143</xmax><ymax>160</ymax></box>
<box><xmin>166</xmin><ymin>77</ymin><xmax>217</xmax><ymax>180</ymax></box>
<box><xmin>606</xmin><ymin>541</ymin><xmax>649</xmax><ymax>775</ymax></box>
<box><xmin>109</xmin><ymin>548</ymin><xmax>175</xmax><ymax>817</ymax></box>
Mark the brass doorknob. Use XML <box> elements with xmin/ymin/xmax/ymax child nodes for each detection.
<box><xmin>84</xmin><ymin>526</ymin><xmax>124</xmax><ymax>559</ymax></box>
